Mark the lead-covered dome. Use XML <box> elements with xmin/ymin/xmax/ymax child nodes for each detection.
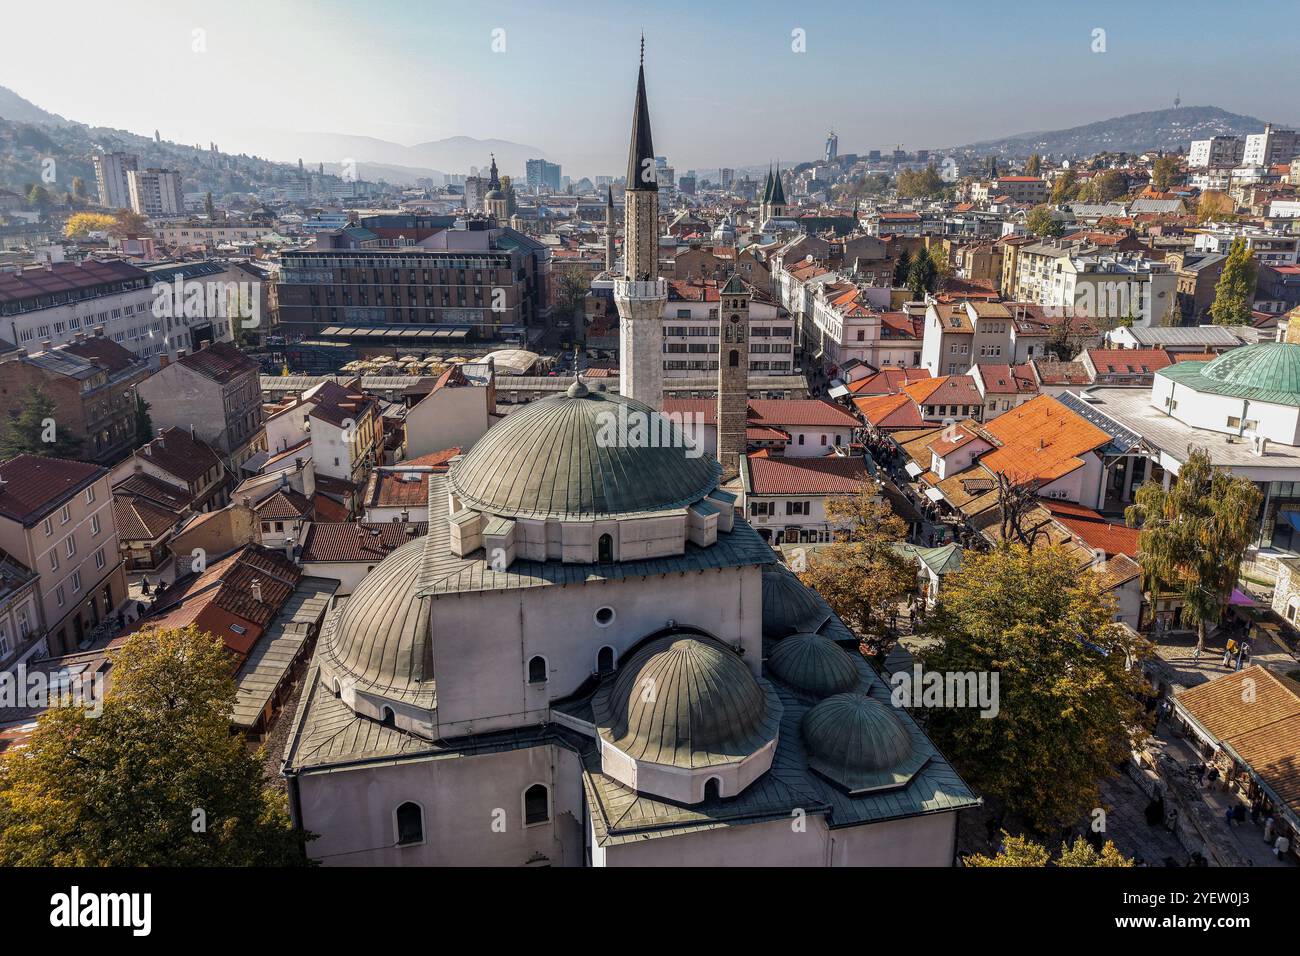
<box><xmin>767</xmin><ymin>633</ymin><xmax>860</xmax><ymax>697</ymax></box>
<box><xmin>593</xmin><ymin>635</ymin><xmax>775</xmax><ymax>767</ymax></box>
<box><xmin>319</xmin><ymin>537</ymin><xmax>434</xmax><ymax>705</ymax></box>
<box><xmin>762</xmin><ymin>566</ymin><xmax>831</xmax><ymax>639</ymax></box>
<box><xmin>449</xmin><ymin>389</ymin><xmax>720</xmax><ymax>519</ymax></box>
<box><xmin>801</xmin><ymin>693</ymin><xmax>928</xmax><ymax>793</ymax></box>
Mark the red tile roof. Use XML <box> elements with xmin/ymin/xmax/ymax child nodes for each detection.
<box><xmin>403</xmin><ymin>447</ymin><xmax>461</xmax><ymax>468</ymax></box>
<box><xmin>299</xmin><ymin>522</ymin><xmax>428</xmax><ymax>562</ymax></box>
<box><xmin>980</xmin><ymin>395</ymin><xmax>1111</xmax><ymax>485</ymax></box>
<box><xmin>1086</xmin><ymin>348</ymin><xmax>1173</xmax><ymax>376</ymax></box>
<box><xmin>252</xmin><ymin>488</ymin><xmax>312</xmax><ymax>520</ymax></box>
<box><xmin>112</xmin><ymin>494</ymin><xmax>181</xmax><ymax>541</ymax></box>
<box><xmin>846</xmin><ymin>367</ymin><xmax>931</xmax><ymax>396</ymax></box>
<box><xmin>176</xmin><ymin>341</ymin><xmax>259</xmax><ymax>384</ymax></box>
<box><xmin>853</xmin><ymin>392</ymin><xmax>926</xmax><ymax>430</ymax></box>
<box><xmin>369</xmin><ymin>470</ymin><xmax>431</xmax><ymax>508</ymax></box>
<box><xmin>134</xmin><ymin>427</ymin><xmax>224</xmax><ymax>484</ymax></box>
<box><xmin>661</xmin><ymin>398</ymin><xmax>859</xmax><ymax>430</ymax></box>
<box><xmin>0</xmin><ymin>259</ymin><xmax>147</xmax><ymax>307</ymax></box>
<box><xmin>903</xmin><ymin>375</ymin><xmax>983</xmax><ymax>408</ymax></box>
<box><xmin>745</xmin><ymin>454</ymin><xmax>869</xmax><ymax>496</ymax></box>
<box><xmin>0</xmin><ymin>455</ymin><xmax>105</xmax><ymax>525</ymax></box>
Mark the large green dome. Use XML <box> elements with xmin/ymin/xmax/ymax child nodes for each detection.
<box><xmin>449</xmin><ymin>387</ymin><xmax>720</xmax><ymax>519</ymax></box>
<box><xmin>1162</xmin><ymin>342</ymin><xmax>1300</xmax><ymax>405</ymax></box>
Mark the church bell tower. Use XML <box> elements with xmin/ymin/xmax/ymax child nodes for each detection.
<box><xmin>615</xmin><ymin>37</ymin><xmax>668</xmax><ymax>409</ymax></box>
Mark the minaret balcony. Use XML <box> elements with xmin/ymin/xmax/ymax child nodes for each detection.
<box><xmin>613</xmin><ymin>278</ymin><xmax>668</xmax><ymax>300</ymax></box>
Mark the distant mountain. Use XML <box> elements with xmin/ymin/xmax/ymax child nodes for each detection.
<box><xmin>954</xmin><ymin>105</ymin><xmax>1284</xmax><ymax>158</ymax></box>
<box><xmin>0</xmin><ymin>86</ymin><xmax>70</xmax><ymax>127</ymax></box>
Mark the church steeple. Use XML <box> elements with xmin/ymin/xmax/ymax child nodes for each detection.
<box><xmin>488</xmin><ymin>154</ymin><xmax>500</xmax><ymax>190</ymax></box>
<box><xmin>770</xmin><ymin>163</ymin><xmax>787</xmax><ymax>207</ymax></box>
<box><xmin>625</xmin><ymin>35</ymin><xmax>658</xmax><ymax>192</ymax></box>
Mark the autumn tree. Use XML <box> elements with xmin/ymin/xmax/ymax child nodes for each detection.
<box><xmin>0</xmin><ymin>626</ymin><xmax>308</xmax><ymax>866</ymax></box>
<box><xmin>1209</xmin><ymin>237</ymin><xmax>1257</xmax><ymax>326</ymax></box>
<box><xmin>795</xmin><ymin>486</ymin><xmax>916</xmax><ymax>658</ymax></box>
<box><xmin>1050</xmin><ymin>167</ymin><xmax>1080</xmax><ymax>203</ymax></box>
<box><xmin>1025</xmin><ymin>154</ymin><xmax>1041</xmax><ymax>176</ymax></box>
<box><xmin>966</xmin><ymin>832</ymin><xmax>1133</xmax><ymax>867</ymax></box>
<box><xmin>1125</xmin><ymin>446</ymin><xmax>1262</xmax><ymax>652</ymax></box>
<box><xmin>896</xmin><ymin>164</ymin><xmax>944</xmax><ymax>199</ymax></box>
<box><xmin>63</xmin><ymin>212</ymin><xmax>118</xmax><ymax>238</ymax></box>
<box><xmin>1082</xmin><ymin>170</ymin><xmax>1127</xmax><ymax>204</ymax></box>
<box><xmin>1198</xmin><ymin>190</ymin><xmax>1236</xmax><ymax>222</ymax></box>
<box><xmin>918</xmin><ymin>544</ymin><xmax>1152</xmax><ymax>832</ymax></box>
<box><xmin>0</xmin><ymin>386</ymin><xmax>81</xmax><ymax>458</ymax></box>
<box><xmin>553</xmin><ymin>264</ymin><xmax>591</xmax><ymax>320</ymax></box>
<box><xmin>1150</xmin><ymin>155</ymin><xmax>1180</xmax><ymax>192</ymax></box>
<box><xmin>1025</xmin><ymin>204</ymin><xmax>1063</xmax><ymax>238</ymax></box>
<box><xmin>108</xmin><ymin>207</ymin><xmax>150</xmax><ymax>238</ymax></box>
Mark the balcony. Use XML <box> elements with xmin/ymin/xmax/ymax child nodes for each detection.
<box><xmin>613</xmin><ymin>278</ymin><xmax>668</xmax><ymax>300</ymax></box>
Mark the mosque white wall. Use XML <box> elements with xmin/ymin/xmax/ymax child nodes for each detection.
<box><xmin>1155</xmin><ymin>378</ymin><xmax>1300</xmax><ymax>446</ymax></box>
<box><xmin>297</xmin><ymin>743</ymin><xmax>586</xmax><ymax>866</ymax></box>
<box><xmin>427</xmin><ymin>564</ymin><xmax>764</xmax><ymax>737</ymax></box>
<box><xmin>594</xmin><ymin>808</ymin><xmax>958</xmax><ymax>866</ymax></box>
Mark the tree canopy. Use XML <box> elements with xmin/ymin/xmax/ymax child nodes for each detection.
<box><xmin>1025</xmin><ymin>204</ymin><xmax>1063</xmax><ymax>238</ymax></box>
<box><xmin>1125</xmin><ymin>446</ymin><xmax>1262</xmax><ymax>651</ymax></box>
<box><xmin>0</xmin><ymin>626</ymin><xmax>307</xmax><ymax>866</ymax></box>
<box><xmin>966</xmin><ymin>832</ymin><xmax>1134</xmax><ymax>867</ymax></box>
<box><xmin>918</xmin><ymin>544</ymin><xmax>1151</xmax><ymax>831</ymax></box>
<box><xmin>0</xmin><ymin>386</ymin><xmax>82</xmax><ymax>459</ymax></box>
<box><xmin>1209</xmin><ymin>237</ymin><xmax>1257</xmax><ymax>326</ymax></box>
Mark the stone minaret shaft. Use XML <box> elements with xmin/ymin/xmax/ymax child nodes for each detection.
<box><xmin>604</xmin><ymin>186</ymin><xmax>616</xmax><ymax>273</ymax></box>
<box><xmin>716</xmin><ymin>276</ymin><xmax>751</xmax><ymax>478</ymax></box>
<box><xmin>616</xmin><ymin>40</ymin><xmax>667</xmax><ymax>409</ymax></box>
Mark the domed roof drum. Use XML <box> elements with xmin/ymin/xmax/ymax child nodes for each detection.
<box><xmin>592</xmin><ymin>635</ymin><xmax>780</xmax><ymax>769</ymax></box>
<box><xmin>762</xmin><ymin>566</ymin><xmax>831</xmax><ymax>639</ymax></box>
<box><xmin>801</xmin><ymin>693</ymin><xmax>929</xmax><ymax>794</ymax></box>
<box><xmin>319</xmin><ymin>538</ymin><xmax>435</xmax><ymax>705</ymax></box>
<box><xmin>450</xmin><ymin>389</ymin><xmax>720</xmax><ymax>519</ymax></box>
<box><xmin>1162</xmin><ymin>342</ymin><xmax>1300</xmax><ymax>405</ymax></box>
<box><xmin>767</xmin><ymin>633</ymin><xmax>861</xmax><ymax>698</ymax></box>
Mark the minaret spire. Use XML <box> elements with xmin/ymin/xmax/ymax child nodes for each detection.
<box><xmin>625</xmin><ymin>38</ymin><xmax>657</xmax><ymax>193</ymax></box>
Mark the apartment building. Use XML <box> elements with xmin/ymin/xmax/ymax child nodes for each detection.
<box><xmin>264</xmin><ymin>380</ymin><xmax>382</xmax><ymax>490</ymax></box>
<box><xmin>92</xmin><ymin>152</ymin><xmax>137</xmax><ymax>209</ymax></box>
<box><xmin>135</xmin><ymin>341</ymin><xmax>265</xmax><ymax>469</ymax></box>
<box><xmin>0</xmin><ymin>456</ymin><xmax>127</xmax><ymax>656</ymax></box>
<box><xmin>662</xmin><ymin>277</ymin><xmax>795</xmax><ymax>376</ymax></box>
<box><xmin>127</xmin><ymin>168</ymin><xmax>184</xmax><ymax>218</ymax></box>
<box><xmin>1194</xmin><ymin>228</ymin><xmax>1300</xmax><ymax>268</ymax></box>
<box><xmin>0</xmin><ymin>333</ymin><xmax>151</xmax><ymax>465</ymax></box>
<box><xmin>1243</xmin><ymin>125</ymin><xmax>1300</xmax><ymax>167</ymax></box>
<box><xmin>0</xmin><ymin>554</ymin><xmax>42</xmax><ymax>670</ymax></box>
<box><xmin>1188</xmin><ymin>136</ymin><xmax>1244</xmax><ymax>169</ymax></box>
<box><xmin>153</xmin><ymin>219</ymin><xmax>279</xmax><ymax>249</ymax></box>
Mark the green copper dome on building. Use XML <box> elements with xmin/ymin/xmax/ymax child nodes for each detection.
<box><xmin>801</xmin><ymin>693</ymin><xmax>929</xmax><ymax>794</ymax></box>
<box><xmin>1160</xmin><ymin>342</ymin><xmax>1300</xmax><ymax>405</ymax></box>
<box><xmin>449</xmin><ymin>388</ymin><xmax>720</xmax><ymax>519</ymax></box>
<box><xmin>593</xmin><ymin>635</ymin><xmax>778</xmax><ymax>769</ymax></box>
<box><xmin>767</xmin><ymin>633</ymin><xmax>860</xmax><ymax>698</ymax></box>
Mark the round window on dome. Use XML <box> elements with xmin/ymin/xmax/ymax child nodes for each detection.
<box><xmin>594</xmin><ymin>606</ymin><xmax>616</xmax><ymax>627</ymax></box>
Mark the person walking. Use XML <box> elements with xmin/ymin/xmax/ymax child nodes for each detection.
<box><xmin>1274</xmin><ymin>834</ymin><xmax>1291</xmax><ymax>859</ymax></box>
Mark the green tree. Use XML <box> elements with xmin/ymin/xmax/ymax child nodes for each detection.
<box><xmin>1208</xmin><ymin>237</ymin><xmax>1257</xmax><ymax>326</ymax></box>
<box><xmin>1025</xmin><ymin>204</ymin><xmax>1063</xmax><ymax>238</ymax></box>
<box><xmin>795</xmin><ymin>487</ymin><xmax>916</xmax><ymax>659</ymax></box>
<box><xmin>554</xmin><ymin>265</ymin><xmax>591</xmax><ymax>321</ymax></box>
<box><xmin>1082</xmin><ymin>170</ymin><xmax>1127</xmax><ymax>203</ymax></box>
<box><xmin>0</xmin><ymin>386</ymin><xmax>81</xmax><ymax>458</ymax></box>
<box><xmin>896</xmin><ymin>164</ymin><xmax>944</xmax><ymax>198</ymax></box>
<box><xmin>918</xmin><ymin>544</ymin><xmax>1152</xmax><ymax>831</ymax></box>
<box><xmin>1025</xmin><ymin>154</ymin><xmax>1041</xmax><ymax>176</ymax></box>
<box><xmin>1151</xmin><ymin>155</ymin><xmax>1180</xmax><ymax>192</ymax></box>
<box><xmin>204</xmin><ymin>191</ymin><xmax>215</xmax><ymax>220</ymax></box>
<box><xmin>0</xmin><ymin>626</ymin><xmax>309</xmax><ymax>866</ymax></box>
<box><xmin>25</xmin><ymin>184</ymin><xmax>51</xmax><ymax>211</ymax></box>
<box><xmin>892</xmin><ymin>247</ymin><xmax>912</xmax><ymax>287</ymax></box>
<box><xmin>1125</xmin><ymin>446</ymin><xmax>1262</xmax><ymax>653</ymax></box>
<box><xmin>966</xmin><ymin>832</ymin><xmax>1133</xmax><ymax>867</ymax></box>
<box><xmin>906</xmin><ymin>245</ymin><xmax>937</xmax><ymax>298</ymax></box>
<box><xmin>134</xmin><ymin>393</ymin><xmax>154</xmax><ymax>448</ymax></box>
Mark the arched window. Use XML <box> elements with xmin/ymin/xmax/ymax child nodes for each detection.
<box><xmin>703</xmin><ymin>778</ymin><xmax>722</xmax><ymax>802</ymax></box>
<box><xmin>598</xmin><ymin>533</ymin><xmax>613</xmax><ymax>563</ymax></box>
<box><xmin>395</xmin><ymin>801</ymin><xmax>423</xmax><ymax>845</ymax></box>
<box><xmin>524</xmin><ymin>784</ymin><xmax>550</xmax><ymax>825</ymax></box>
<box><xmin>728</xmin><ymin>349</ymin><xmax>739</xmax><ymax>367</ymax></box>
<box><xmin>597</xmin><ymin>645</ymin><xmax>615</xmax><ymax>674</ymax></box>
<box><xmin>528</xmin><ymin>655</ymin><xmax>547</xmax><ymax>684</ymax></box>
<box><xmin>380</xmin><ymin>706</ymin><xmax>395</xmax><ymax>727</ymax></box>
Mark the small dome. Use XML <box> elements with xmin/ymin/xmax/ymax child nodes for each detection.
<box><xmin>450</xmin><ymin>389</ymin><xmax>719</xmax><ymax>519</ymax></box>
<box><xmin>320</xmin><ymin>538</ymin><xmax>434</xmax><ymax>703</ymax></box>
<box><xmin>801</xmin><ymin>693</ymin><xmax>926</xmax><ymax>794</ymax></box>
<box><xmin>767</xmin><ymin>633</ymin><xmax>860</xmax><ymax>697</ymax></box>
<box><xmin>484</xmin><ymin>189</ymin><xmax>506</xmax><ymax>202</ymax></box>
<box><xmin>762</xmin><ymin>566</ymin><xmax>831</xmax><ymax>639</ymax></box>
<box><xmin>595</xmin><ymin>635</ymin><xmax>772</xmax><ymax>767</ymax></box>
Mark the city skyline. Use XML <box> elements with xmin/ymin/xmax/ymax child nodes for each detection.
<box><xmin>2</xmin><ymin>0</ymin><xmax>1297</xmax><ymax>179</ymax></box>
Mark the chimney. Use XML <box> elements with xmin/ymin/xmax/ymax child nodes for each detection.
<box><xmin>241</xmin><ymin>495</ymin><xmax>251</xmax><ymax>508</ymax></box>
<box><xmin>284</xmin><ymin>536</ymin><xmax>296</xmax><ymax>562</ymax></box>
<box><xmin>251</xmin><ymin>578</ymin><xmax>263</xmax><ymax>603</ymax></box>
<box><xmin>177</xmin><ymin>349</ymin><xmax>187</xmax><ymax>359</ymax></box>
<box><xmin>156</xmin><ymin>428</ymin><xmax>166</xmax><ymax>448</ymax></box>
<box><xmin>159</xmin><ymin>354</ymin><xmax>170</xmax><ymax>368</ymax></box>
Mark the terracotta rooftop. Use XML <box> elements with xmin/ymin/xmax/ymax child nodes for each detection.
<box><xmin>299</xmin><ymin>522</ymin><xmax>428</xmax><ymax>563</ymax></box>
<box><xmin>176</xmin><ymin>340</ymin><xmax>260</xmax><ymax>384</ymax></box>
<box><xmin>979</xmin><ymin>395</ymin><xmax>1111</xmax><ymax>485</ymax></box>
<box><xmin>112</xmin><ymin>494</ymin><xmax>181</xmax><ymax>541</ymax></box>
<box><xmin>745</xmin><ymin>454</ymin><xmax>869</xmax><ymax>496</ymax></box>
<box><xmin>0</xmin><ymin>455</ymin><xmax>105</xmax><ymax>526</ymax></box>
<box><xmin>134</xmin><ymin>427</ymin><xmax>224</xmax><ymax>484</ymax></box>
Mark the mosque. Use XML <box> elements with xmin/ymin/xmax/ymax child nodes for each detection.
<box><xmin>280</xmin><ymin>44</ymin><xmax>979</xmax><ymax>867</ymax></box>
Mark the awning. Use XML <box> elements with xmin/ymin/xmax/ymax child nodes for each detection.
<box><xmin>1228</xmin><ymin>588</ymin><xmax>1257</xmax><ymax>607</ymax></box>
<box><xmin>905</xmin><ymin>461</ymin><xmax>924</xmax><ymax>478</ymax></box>
<box><xmin>924</xmin><ymin>487</ymin><xmax>946</xmax><ymax>503</ymax></box>
<box><xmin>1283</xmin><ymin>511</ymin><xmax>1300</xmax><ymax>531</ymax></box>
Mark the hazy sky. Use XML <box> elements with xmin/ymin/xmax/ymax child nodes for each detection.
<box><xmin>2</xmin><ymin>0</ymin><xmax>1296</xmax><ymax>178</ymax></box>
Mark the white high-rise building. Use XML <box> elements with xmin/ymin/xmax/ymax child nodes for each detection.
<box><xmin>1244</xmin><ymin>124</ymin><xmax>1300</xmax><ymax>167</ymax></box>
<box><xmin>92</xmin><ymin>152</ymin><xmax>137</xmax><ymax>209</ymax></box>
<box><xmin>1188</xmin><ymin>135</ymin><xmax>1242</xmax><ymax>169</ymax></box>
<box><xmin>127</xmin><ymin>168</ymin><xmax>184</xmax><ymax>217</ymax></box>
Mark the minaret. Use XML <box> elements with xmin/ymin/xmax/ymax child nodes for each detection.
<box><xmin>716</xmin><ymin>274</ymin><xmax>751</xmax><ymax>479</ymax></box>
<box><xmin>604</xmin><ymin>185</ymin><xmax>616</xmax><ymax>273</ymax></box>
<box><xmin>769</xmin><ymin>163</ymin><xmax>787</xmax><ymax>219</ymax></box>
<box><xmin>616</xmin><ymin>36</ymin><xmax>668</xmax><ymax>409</ymax></box>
